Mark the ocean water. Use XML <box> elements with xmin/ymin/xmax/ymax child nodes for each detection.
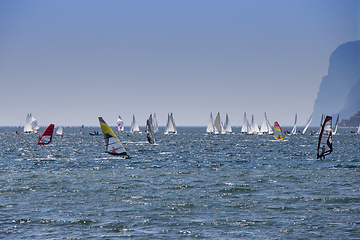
<box><xmin>0</xmin><ymin>126</ymin><xmax>359</xmax><ymax>239</ymax></box>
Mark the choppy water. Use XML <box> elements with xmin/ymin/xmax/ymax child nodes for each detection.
<box><xmin>0</xmin><ymin>126</ymin><xmax>359</xmax><ymax>239</ymax></box>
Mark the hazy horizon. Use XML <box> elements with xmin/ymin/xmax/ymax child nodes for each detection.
<box><xmin>1</xmin><ymin>1</ymin><xmax>359</xmax><ymax>127</ymax></box>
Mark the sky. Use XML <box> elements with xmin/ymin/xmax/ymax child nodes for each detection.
<box><xmin>0</xmin><ymin>0</ymin><xmax>359</xmax><ymax>127</ymax></box>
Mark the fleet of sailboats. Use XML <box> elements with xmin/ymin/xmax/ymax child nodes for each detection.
<box><xmin>17</xmin><ymin>111</ymin><xmax>354</xmax><ymax>160</ymax></box>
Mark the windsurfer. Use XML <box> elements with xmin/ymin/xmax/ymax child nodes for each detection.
<box><xmin>320</xmin><ymin>145</ymin><xmax>326</xmax><ymax>159</ymax></box>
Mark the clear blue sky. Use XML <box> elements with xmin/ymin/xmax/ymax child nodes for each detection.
<box><xmin>0</xmin><ymin>0</ymin><xmax>359</xmax><ymax>127</ymax></box>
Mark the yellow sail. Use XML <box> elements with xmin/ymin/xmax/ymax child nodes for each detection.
<box><xmin>98</xmin><ymin>117</ymin><xmax>129</xmax><ymax>157</ymax></box>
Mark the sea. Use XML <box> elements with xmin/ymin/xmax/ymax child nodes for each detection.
<box><xmin>0</xmin><ymin>126</ymin><xmax>359</xmax><ymax>239</ymax></box>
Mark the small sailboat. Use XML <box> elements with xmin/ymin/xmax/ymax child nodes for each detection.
<box><xmin>302</xmin><ymin>114</ymin><xmax>312</xmax><ymax>134</ymax></box>
<box><xmin>312</xmin><ymin>114</ymin><xmax>324</xmax><ymax>135</ymax></box>
<box><xmin>24</xmin><ymin>113</ymin><xmax>40</xmax><ymax>133</ymax></box>
<box><xmin>117</xmin><ymin>115</ymin><xmax>124</xmax><ymax>132</ymax></box>
<box><xmin>152</xmin><ymin>113</ymin><xmax>159</xmax><ymax>134</ymax></box>
<box><xmin>56</xmin><ymin>126</ymin><xmax>63</xmax><ymax>136</ymax></box>
<box><xmin>250</xmin><ymin>115</ymin><xmax>259</xmax><ymax>134</ymax></box>
<box><xmin>332</xmin><ymin>114</ymin><xmax>339</xmax><ymax>134</ymax></box>
<box><xmin>214</xmin><ymin>112</ymin><xmax>225</xmax><ymax>134</ymax></box>
<box><xmin>164</xmin><ymin>113</ymin><xmax>177</xmax><ymax>134</ymax></box>
<box><xmin>146</xmin><ymin>114</ymin><xmax>157</xmax><ymax>144</ymax></box>
<box><xmin>224</xmin><ymin>113</ymin><xmax>232</xmax><ymax>134</ymax></box>
<box><xmin>273</xmin><ymin>121</ymin><xmax>284</xmax><ymax>140</ymax></box>
<box><xmin>37</xmin><ymin>124</ymin><xmax>55</xmax><ymax>145</ymax></box>
<box><xmin>99</xmin><ymin>117</ymin><xmax>129</xmax><ymax>157</ymax></box>
<box><xmin>317</xmin><ymin>116</ymin><xmax>332</xmax><ymax>159</ymax></box>
<box><xmin>241</xmin><ymin>112</ymin><xmax>251</xmax><ymax>134</ymax></box>
<box><xmin>259</xmin><ymin>112</ymin><xmax>273</xmax><ymax>134</ymax></box>
<box><xmin>351</xmin><ymin>122</ymin><xmax>360</xmax><ymax>134</ymax></box>
<box><xmin>290</xmin><ymin>113</ymin><xmax>297</xmax><ymax>135</ymax></box>
<box><xmin>130</xmin><ymin>115</ymin><xmax>140</xmax><ymax>133</ymax></box>
<box><xmin>206</xmin><ymin>112</ymin><xmax>215</xmax><ymax>134</ymax></box>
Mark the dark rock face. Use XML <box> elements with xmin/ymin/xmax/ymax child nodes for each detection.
<box><xmin>312</xmin><ymin>40</ymin><xmax>360</xmax><ymax>125</ymax></box>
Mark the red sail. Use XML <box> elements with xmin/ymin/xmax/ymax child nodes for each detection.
<box><xmin>37</xmin><ymin>124</ymin><xmax>55</xmax><ymax>145</ymax></box>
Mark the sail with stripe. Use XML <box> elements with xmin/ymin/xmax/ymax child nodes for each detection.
<box><xmin>117</xmin><ymin>115</ymin><xmax>124</xmax><ymax>132</ymax></box>
<box><xmin>317</xmin><ymin>116</ymin><xmax>332</xmax><ymax>159</ymax></box>
<box><xmin>99</xmin><ymin>117</ymin><xmax>129</xmax><ymax>157</ymax></box>
<box><xmin>273</xmin><ymin>121</ymin><xmax>283</xmax><ymax>140</ymax></box>
<box><xmin>37</xmin><ymin>124</ymin><xmax>55</xmax><ymax>145</ymax></box>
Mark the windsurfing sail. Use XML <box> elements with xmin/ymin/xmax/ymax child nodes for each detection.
<box><xmin>332</xmin><ymin>114</ymin><xmax>339</xmax><ymax>134</ymax></box>
<box><xmin>224</xmin><ymin>113</ymin><xmax>232</xmax><ymax>133</ymax></box>
<box><xmin>56</xmin><ymin>126</ymin><xmax>63</xmax><ymax>136</ymax></box>
<box><xmin>290</xmin><ymin>113</ymin><xmax>297</xmax><ymax>135</ymax></box>
<box><xmin>317</xmin><ymin>116</ymin><xmax>332</xmax><ymax>159</ymax></box>
<box><xmin>206</xmin><ymin>112</ymin><xmax>214</xmax><ymax>134</ymax></box>
<box><xmin>164</xmin><ymin>113</ymin><xmax>177</xmax><ymax>134</ymax></box>
<box><xmin>37</xmin><ymin>124</ymin><xmax>55</xmax><ymax>145</ymax></box>
<box><xmin>130</xmin><ymin>115</ymin><xmax>140</xmax><ymax>133</ymax></box>
<box><xmin>273</xmin><ymin>121</ymin><xmax>283</xmax><ymax>140</ymax></box>
<box><xmin>152</xmin><ymin>113</ymin><xmax>159</xmax><ymax>133</ymax></box>
<box><xmin>80</xmin><ymin>125</ymin><xmax>85</xmax><ymax>133</ymax></box>
<box><xmin>99</xmin><ymin>117</ymin><xmax>129</xmax><ymax>157</ymax></box>
<box><xmin>146</xmin><ymin>114</ymin><xmax>156</xmax><ymax>144</ymax></box>
<box><xmin>250</xmin><ymin>115</ymin><xmax>259</xmax><ymax>134</ymax></box>
<box><xmin>241</xmin><ymin>112</ymin><xmax>251</xmax><ymax>134</ymax></box>
<box><xmin>302</xmin><ymin>114</ymin><xmax>312</xmax><ymax>134</ymax></box>
<box><xmin>117</xmin><ymin>115</ymin><xmax>124</xmax><ymax>132</ymax></box>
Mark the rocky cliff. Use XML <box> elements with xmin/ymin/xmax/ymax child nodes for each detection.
<box><xmin>311</xmin><ymin>40</ymin><xmax>360</xmax><ymax>125</ymax></box>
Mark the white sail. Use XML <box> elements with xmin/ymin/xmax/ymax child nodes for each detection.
<box><xmin>31</xmin><ymin>116</ymin><xmax>39</xmax><ymax>133</ymax></box>
<box><xmin>250</xmin><ymin>115</ymin><xmax>259</xmax><ymax>134</ymax></box>
<box><xmin>117</xmin><ymin>115</ymin><xmax>124</xmax><ymax>132</ymax></box>
<box><xmin>56</xmin><ymin>126</ymin><xmax>63</xmax><ymax>136</ymax></box>
<box><xmin>315</xmin><ymin>114</ymin><xmax>324</xmax><ymax>135</ymax></box>
<box><xmin>241</xmin><ymin>112</ymin><xmax>251</xmax><ymax>134</ymax></box>
<box><xmin>302</xmin><ymin>114</ymin><xmax>312</xmax><ymax>134</ymax></box>
<box><xmin>224</xmin><ymin>113</ymin><xmax>232</xmax><ymax>133</ymax></box>
<box><xmin>259</xmin><ymin>112</ymin><xmax>272</xmax><ymax>134</ymax></box>
<box><xmin>291</xmin><ymin>113</ymin><xmax>297</xmax><ymax>135</ymax></box>
<box><xmin>24</xmin><ymin>113</ymin><xmax>33</xmax><ymax>133</ymax></box>
<box><xmin>164</xmin><ymin>113</ymin><xmax>177</xmax><ymax>134</ymax></box>
<box><xmin>266</xmin><ymin>113</ymin><xmax>273</xmax><ymax>134</ymax></box>
<box><xmin>152</xmin><ymin>113</ymin><xmax>159</xmax><ymax>133</ymax></box>
<box><xmin>206</xmin><ymin>112</ymin><xmax>214</xmax><ymax>133</ymax></box>
<box><xmin>130</xmin><ymin>115</ymin><xmax>140</xmax><ymax>133</ymax></box>
<box><xmin>214</xmin><ymin>112</ymin><xmax>221</xmax><ymax>134</ymax></box>
<box><xmin>357</xmin><ymin>123</ymin><xmax>360</xmax><ymax>134</ymax></box>
<box><xmin>146</xmin><ymin>114</ymin><xmax>156</xmax><ymax>144</ymax></box>
<box><xmin>332</xmin><ymin>114</ymin><xmax>339</xmax><ymax>134</ymax></box>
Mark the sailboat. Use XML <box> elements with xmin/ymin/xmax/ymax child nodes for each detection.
<box><xmin>24</xmin><ymin>113</ymin><xmax>40</xmax><ymax>133</ymax></box>
<box><xmin>290</xmin><ymin>113</ymin><xmax>297</xmax><ymax>135</ymax></box>
<box><xmin>259</xmin><ymin>112</ymin><xmax>273</xmax><ymax>134</ymax></box>
<box><xmin>273</xmin><ymin>121</ymin><xmax>284</xmax><ymax>140</ymax></box>
<box><xmin>224</xmin><ymin>113</ymin><xmax>232</xmax><ymax>134</ymax></box>
<box><xmin>146</xmin><ymin>114</ymin><xmax>157</xmax><ymax>144</ymax></box>
<box><xmin>98</xmin><ymin>117</ymin><xmax>129</xmax><ymax>158</ymax></box>
<box><xmin>351</xmin><ymin>123</ymin><xmax>360</xmax><ymax>134</ymax></box>
<box><xmin>117</xmin><ymin>115</ymin><xmax>124</xmax><ymax>132</ymax></box>
<box><xmin>214</xmin><ymin>112</ymin><xmax>225</xmax><ymax>134</ymax></box>
<box><xmin>164</xmin><ymin>113</ymin><xmax>177</xmax><ymax>134</ymax></box>
<box><xmin>312</xmin><ymin>114</ymin><xmax>324</xmax><ymax>135</ymax></box>
<box><xmin>250</xmin><ymin>115</ymin><xmax>259</xmax><ymax>134</ymax></box>
<box><xmin>56</xmin><ymin>126</ymin><xmax>64</xmax><ymax>136</ymax></box>
<box><xmin>152</xmin><ymin>113</ymin><xmax>159</xmax><ymax>134</ymax></box>
<box><xmin>302</xmin><ymin>114</ymin><xmax>312</xmax><ymax>134</ymax></box>
<box><xmin>332</xmin><ymin>114</ymin><xmax>339</xmax><ymax>134</ymax></box>
<box><xmin>37</xmin><ymin>124</ymin><xmax>55</xmax><ymax>145</ymax></box>
<box><xmin>317</xmin><ymin>116</ymin><xmax>332</xmax><ymax>159</ymax></box>
<box><xmin>130</xmin><ymin>115</ymin><xmax>140</xmax><ymax>133</ymax></box>
<box><xmin>241</xmin><ymin>112</ymin><xmax>252</xmax><ymax>134</ymax></box>
<box><xmin>206</xmin><ymin>112</ymin><xmax>215</xmax><ymax>134</ymax></box>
